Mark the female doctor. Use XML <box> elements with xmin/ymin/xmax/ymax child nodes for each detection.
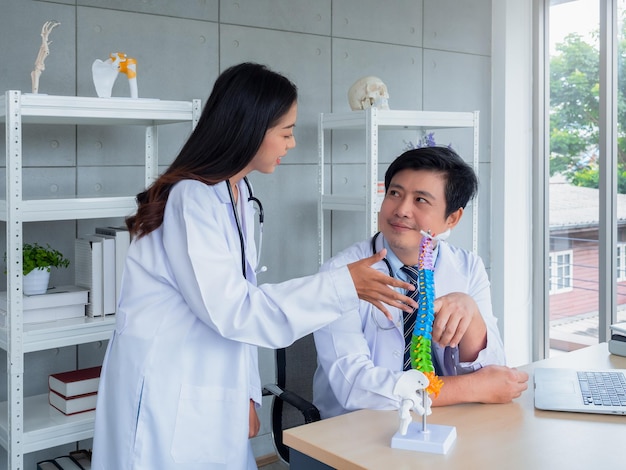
<box><xmin>91</xmin><ymin>62</ymin><xmax>417</xmax><ymax>470</ymax></box>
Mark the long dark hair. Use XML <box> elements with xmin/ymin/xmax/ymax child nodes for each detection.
<box><xmin>127</xmin><ymin>62</ymin><xmax>298</xmax><ymax>238</ymax></box>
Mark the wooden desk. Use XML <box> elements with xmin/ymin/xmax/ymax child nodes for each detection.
<box><xmin>284</xmin><ymin>343</ymin><xmax>626</xmax><ymax>469</ymax></box>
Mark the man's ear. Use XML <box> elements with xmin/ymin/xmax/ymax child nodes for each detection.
<box><xmin>446</xmin><ymin>207</ymin><xmax>464</xmax><ymax>229</ymax></box>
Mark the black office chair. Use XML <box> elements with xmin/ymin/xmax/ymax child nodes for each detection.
<box><xmin>262</xmin><ymin>333</ymin><xmax>321</xmax><ymax>463</ymax></box>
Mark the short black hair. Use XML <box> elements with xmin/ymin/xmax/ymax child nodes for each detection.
<box><xmin>384</xmin><ymin>146</ymin><xmax>478</xmax><ymax>218</ymax></box>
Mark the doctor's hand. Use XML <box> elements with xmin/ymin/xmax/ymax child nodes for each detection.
<box><xmin>433</xmin><ymin>292</ymin><xmax>486</xmax><ymax>362</ymax></box>
<box><xmin>431</xmin><ymin>365</ymin><xmax>528</xmax><ymax>406</ymax></box>
<box><xmin>249</xmin><ymin>399</ymin><xmax>260</xmax><ymax>438</ymax></box>
<box><xmin>347</xmin><ymin>248</ymin><xmax>418</xmax><ymax>320</ymax></box>
<box><xmin>461</xmin><ymin>365</ymin><xmax>528</xmax><ymax>403</ymax></box>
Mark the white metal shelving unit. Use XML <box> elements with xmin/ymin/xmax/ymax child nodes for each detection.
<box><xmin>0</xmin><ymin>90</ymin><xmax>200</xmax><ymax>469</ymax></box>
<box><xmin>318</xmin><ymin>108</ymin><xmax>479</xmax><ymax>264</ymax></box>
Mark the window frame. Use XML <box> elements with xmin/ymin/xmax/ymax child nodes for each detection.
<box><xmin>549</xmin><ymin>249</ymin><xmax>574</xmax><ymax>294</ymax></box>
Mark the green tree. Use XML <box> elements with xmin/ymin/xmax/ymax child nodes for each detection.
<box><xmin>550</xmin><ymin>17</ymin><xmax>626</xmax><ymax>192</ymax></box>
<box><xmin>550</xmin><ymin>33</ymin><xmax>599</xmax><ymax>175</ymax></box>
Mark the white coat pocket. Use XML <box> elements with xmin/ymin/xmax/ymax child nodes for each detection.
<box><xmin>171</xmin><ymin>384</ymin><xmax>241</xmax><ymax>464</ymax></box>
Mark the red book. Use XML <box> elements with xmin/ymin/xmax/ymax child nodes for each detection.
<box><xmin>48</xmin><ymin>389</ymin><xmax>97</xmax><ymax>415</ymax></box>
<box><xmin>48</xmin><ymin>366</ymin><xmax>101</xmax><ymax>398</ymax></box>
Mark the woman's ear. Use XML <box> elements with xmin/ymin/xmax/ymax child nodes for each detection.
<box><xmin>446</xmin><ymin>207</ymin><xmax>464</xmax><ymax>229</ymax></box>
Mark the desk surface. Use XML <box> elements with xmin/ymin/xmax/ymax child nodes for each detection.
<box><xmin>284</xmin><ymin>343</ymin><xmax>626</xmax><ymax>469</ymax></box>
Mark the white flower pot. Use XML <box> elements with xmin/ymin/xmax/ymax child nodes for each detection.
<box><xmin>23</xmin><ymin>267</ymin><xmax>51</xmax><ymax>295</ymax></box>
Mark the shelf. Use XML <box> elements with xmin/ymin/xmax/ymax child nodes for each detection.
<box><xmin>0</xmin><ymin>93</ymin><xmax>197</xmax><ymax>126</ymax></box>
<box><xmin>1</xmin><ymin>90</ymin><xmax>201</xmax><ymax>466</ymax></box>
<box><xmin>0</xmin><ymin>315</ymin><xmax>115</xmax><ymax>353</ymax></box>
<box><xmin>321</xmin><ymin>194</ymin><xmax>384</xmax><ymax>212</ymax></box>
<box><xmin>319</xmin><ymin>109</ymin><xmax>477</xmax><ymax>130</ymax></box>
<box><xmin>0</xmin><ymin>196</ymin><xmax>136</xmax><ymax>222</ymax></box>
<box><xmin>0</xmin><ymin>394</ymin><xmax>95</xmax><ymax>454</ymax></box>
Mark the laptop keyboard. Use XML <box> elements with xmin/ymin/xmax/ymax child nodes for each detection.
<box><xmin>578</xmin><ymin>371</ymin><xmax>626</xmax><ymax>406</ymax></box>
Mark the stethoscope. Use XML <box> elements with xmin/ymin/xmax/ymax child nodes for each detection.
<box><xmin>226</xmin><ymin>177</ymin><xmax>266</xmax><ymax>278</ymax></box>
<box><xmin>370</xmin><ymin>232</ymin><xmax>402</xmax><ymax>331</ymax></box>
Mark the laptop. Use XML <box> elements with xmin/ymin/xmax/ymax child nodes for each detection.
<box><xmin>534</xmin><ymin>367</ymin><xmax>626</xmax><ymax>415</ymax></box>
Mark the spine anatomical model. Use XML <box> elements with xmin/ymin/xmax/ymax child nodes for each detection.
<box><xmin>409</xmin><ymin>231</ymin><xmax>444</xmax><ymax>397</ymax></box>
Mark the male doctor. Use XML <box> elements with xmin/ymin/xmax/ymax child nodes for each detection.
<box><xmin>313</xmin><ymin>147</ymin><xmax>528</xmax><ymax>418</ymax></box>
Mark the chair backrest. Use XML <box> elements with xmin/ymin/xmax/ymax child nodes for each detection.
<box><xmin>271</xmin><ymin>333</ymin><xmax>318</xmax><ymax>462</ymax></box>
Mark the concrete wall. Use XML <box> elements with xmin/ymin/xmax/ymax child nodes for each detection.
<box><xmin>0</xmin><ymin>0</ymin><xmax>492</xmax><ymax>465</ymax></box>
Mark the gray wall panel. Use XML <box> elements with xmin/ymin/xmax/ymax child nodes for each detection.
<box><xmin>424</xmin><ymin>48</ymin><xmax>490</xmax><ymax>264</ymax></box>
<box><xmin>332</xmin><ymin>0</ymin><xmax>423</xmax><ymax>46</ymax></box>
<box><xmin>220</xmin><ymin>0</ymin><xmax>331</xmax><ymax>35</ymax></box>
<box><xmin>77</xmin><ymin>165</ymin><xmax>144</xmax><ymax>197</ymax></box>
<box><xmin>424</xmin><ymin>0</ymin><xmax>492</xmax><ymax>55</ymax></box>
<box><xmin>247</xmin><ymin>163</ymin><xmax>320</xmax><ymax>282</ymax></box>
<box><xmin>77</xmin><ymin>0</ymin><xmax>219</xmax><ymax>21</ymax></box>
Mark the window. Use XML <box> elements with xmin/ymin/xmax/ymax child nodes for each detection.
<box><xmin>549</xmin><ymin>250</ymin><xmax>574</xmax><ymax>294</ymax></box>
<box><xmin>617</xmin><ymin>243</ymin><xmax>626</xmax><ymax>281</ymax></box>
<box><xmin>543</xmin><ymin>0</ymin><xmax>626</xmax><ymax>357</ymax></box>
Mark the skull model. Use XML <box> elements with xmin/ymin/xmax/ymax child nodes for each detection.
<box><xmin>347</xmin><ymin>76</ymin><xmax>390</xmax><ymax>111</ymax></box>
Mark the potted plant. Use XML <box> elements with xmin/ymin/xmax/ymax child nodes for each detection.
<box><xmin>5</xmin><ymin>243</ymin><xmax>70</xmax><ymax>295</ymax></box>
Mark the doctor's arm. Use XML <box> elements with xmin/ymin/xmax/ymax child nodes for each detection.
<box><xmin>432</xmin><ymin>293</ymin><xmax>487</xmax><ymax>362</ymax></box>
<box><xmin>433</xmin><ymin>256</ymin><xmax>505</xmax><ymax>366</ymax></box>
<box><xmin>247</xmin><ymin>345</ymin><xmax>261</xmax><ymax>438</ymax></box>
<box><xmin>431</xmin><ymin>366</ymin><xmax>529</xmax><ymax>406</ymax></box>
<box><xmin>313</xmin><ymin>307</ymin><xmax>404</xmax><ymax>412</ymax></box>
<box><xmin>249</xmin><ymin>400</ymin><xmax>260</xmax><ymax>438</ymax></box>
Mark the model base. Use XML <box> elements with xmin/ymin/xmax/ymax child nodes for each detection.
<box><xmin>391</xmin><ymin>422</ymin><xmax>457</xmax><ymax>454</ymax></box>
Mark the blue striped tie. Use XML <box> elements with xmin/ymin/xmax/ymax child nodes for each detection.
<box><xmin>400</xmin><ymin>265</ymin><xmax>420</xmax><ymax>371</ymax></box>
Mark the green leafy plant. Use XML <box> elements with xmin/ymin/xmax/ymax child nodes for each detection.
<box><xmin>4</xmin><ymin>243</ymin><xmax>70</xmax><ymax>276</ymax></box>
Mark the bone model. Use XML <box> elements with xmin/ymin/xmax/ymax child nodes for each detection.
<box><xmin>409</xmin><ymin>231</ymin><xmax>444</xmax><ymax>397</ymax></box>
<box><xmin>92</xmin><ymin>52</ymin><xmax>138</xmax><ymax>98</ymax></box>
<box><xmin>31</xmin><ymin>20</ymin><xmax>60</xmax><ymax>94</ymax></box>
<box><xmin>347</xmin><ymin>76</ymin><xmax>390</xmax><ymax>111</ymax></box>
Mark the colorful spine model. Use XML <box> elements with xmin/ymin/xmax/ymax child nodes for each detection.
<box><xmin>410</xmin><ymin>232</ymin><xmax>444</xmax><ymax>397</ymax></box>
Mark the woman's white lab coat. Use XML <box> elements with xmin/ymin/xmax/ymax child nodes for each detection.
<box><xmin>91</xmin><ymin>179</ymin><xmax>358</xmax><ymax>470</ymax></box>
<box><xmin>312</xmin><ymin>235</ymin><xmax>505</xmax><ymax>419</ymax></box>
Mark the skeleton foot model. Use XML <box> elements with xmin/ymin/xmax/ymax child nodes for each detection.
<box><xmin>31</xmin><ymin>20</ymin><xmax>60</xmax><ymax>94</ymax></box>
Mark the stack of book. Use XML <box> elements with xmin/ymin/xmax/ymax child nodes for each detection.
<box><xmin>75</xmin><ymin>226</ymin><xmax>130</xmax><ymax>317</ymax></box>
<box><xmin>0</xmin><ymin>285</ymin><xmax>89</xmax><ymax>327</ymax></box>
<box><xmin>48</xmin><ymin>366</ymin><xmax>101</xmax><ymax>415</ymax></box>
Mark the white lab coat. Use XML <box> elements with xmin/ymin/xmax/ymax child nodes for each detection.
<box><xmin>91</xmin><ymin>179</ymin><xmax>358</xmax><ymax>470</ymax></box>
<box><xmin>312</xmin><ymin>235</ymin><xmax>505</xmax><ymax>419</ymax></box>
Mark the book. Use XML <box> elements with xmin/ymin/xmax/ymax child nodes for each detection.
<box><xmin>37</xmin><ymin>460</ymin><xmax>64</xmax><ymax>470</ymax></box>
<box><xmin>37</xmin><ymin>451</ymin><xmax>92</xmax><ymax>470</ymax></box>
<box><xmin>49</xmin><ymin>389</ymin><xmax>97</xmax><ymax>416</ymax></box>
<box><xmin>74</xmin><ymin>236</ymin><xmax>104</xmax><ymax>317</ymax></box>
<box><xmin>69</xmin><ymin>450</ymin><xmax>92</xmax><ymax>470</ymax></box>
<box><xmin>95</xmin><ymin>226</ymin><xmax>130</xmax><ymax>308</ymax></box>
<box><xmin>89</xmin><ymin>234</ymin><xmax>116</xmax><ymax>315</ymax></box>
<box><xmin>48</xmin><ymin>366</ymin><xmax>101</xmax><ymax>398</ymax></box>
<box><xmin>0</xmin><ymin>285</ymin><xmax>88</xmax><ymax>326</ymax></box>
